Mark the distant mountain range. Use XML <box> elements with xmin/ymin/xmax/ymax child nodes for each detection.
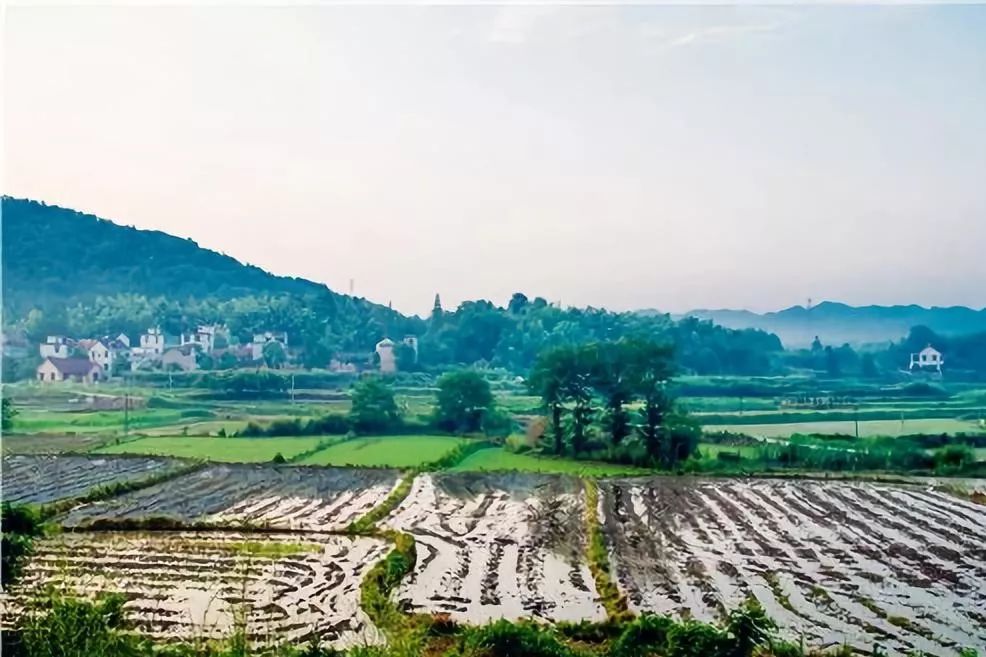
<box><xmin>667</xmin><ymin>302</ymin><xmax>986</xmax><ymax>348</ymax></box>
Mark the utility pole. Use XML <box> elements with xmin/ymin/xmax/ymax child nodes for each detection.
<box><xmin>854</xmin><ymin>405</ymin><xmax>859</xmax><ymax>440</ymax></box>
<box><xmin>123</xmin><ymin>373</ymin><xmax>130</xmax><ymax>441</ymax></box>
<box><xmin>290</xmin><ymin>374</ymin><xmax>296</xmax><ymax>405</ymax></box>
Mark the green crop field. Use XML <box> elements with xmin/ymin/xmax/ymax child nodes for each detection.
<box><xmin>94</xmin><ymin>436</ymin><xmax>326</xmax><ymax>462</ymax></box>
<box><xmin>706</xmin><ymin>417</ymin><xmax>980</xmax><ymax>439</ymax></box>
<box><xmin>12</xmin><ymin>408</ymin><xmax>193</xmax><ymax>434</ymax></box>
<box><xmin>298</xmin><ymin>435</ymin><xmax>467</xmax><ymax>467</ymax></box>
<box><xmin>451</xmin><ymin>447</ymin><xmax>649</xmax><ymax>476</ymax></box>
<box><xmin>697</xmin><ymin>443</ymin><xmax>760</xmax><ymax>459</ymax></box>
<box><xmin>142</xmin><ymin>420</ymin><xmax>252</xmax><ymax>436</ymax></box>
<box><xmin>976</xmin><ymin>448</ymin><xmax>986</xmax><ymax>462</ymax></box>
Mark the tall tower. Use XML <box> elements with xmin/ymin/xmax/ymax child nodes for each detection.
<box><xmin>431</xmin><ymin>293</ymin><xmax>443</xmax><ymax>321</ymax></box>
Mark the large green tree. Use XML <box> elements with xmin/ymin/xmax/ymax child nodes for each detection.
<box><xmin>435</xmin><ymin>370</ymin><xmax>494</xmax><ymax>433</ymax></box>
<box><xmin>348</xmin><ymin>378</ymin><xmax>402</xmax><ymax>434</ymax></box>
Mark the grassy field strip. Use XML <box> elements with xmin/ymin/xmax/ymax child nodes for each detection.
<box><xmin>451</xmin><ymin>447</ymin><xmax>650</xmax><ymax>476</ymax></box>
<box><xmin>93</xmin><ymin>436</ymin><xmax>328</xmax><ymax>462</ymax></box>
<box><xmin>583</xmin><ymin>479</ymin><xmax>629</xmax><ymax>620</ymax></box>
<box><xmin>298</xmin><ymin>434</ymin><xmax>469</xmax><ymax>467</ymax></box>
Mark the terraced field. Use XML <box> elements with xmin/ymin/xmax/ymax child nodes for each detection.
<box><xmin>1</xmin><ymin>454</ymin><xmax>180</xmax><ymax>504</ymax></box>
<box><xmin>599</xmin><ymin>477</ymin><xmax>986</xmax><ymax>656</ymax></box>
<box><xmin>4</xmin><ymin>531</ymin><xmax>386</xmax><ymax>648</ymax></box>
<box><xmin>384</xmin><ymin>472</ymin><xmax>605</xmax><ymax>624</ymax></box>
<box><xmin>63</xmin><ymin>464</ymin><xmax>400</xmax><ymax>531</ymax></box>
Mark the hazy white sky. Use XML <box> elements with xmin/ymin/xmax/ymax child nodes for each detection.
<box><xmin>5</xmin><ymin>4</ymin><xmax>986</xmax><ymax>316</ymax></box>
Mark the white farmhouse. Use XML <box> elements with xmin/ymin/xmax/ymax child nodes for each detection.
<box><xmin>39</xmin><ymin>335</ymin><xmax>70</xmax><ymax>359</ymax></box>
<box><xmin>909</xmin><ymin>345</ymin><xmax>944</xmax><ymax>372</ymax></box>
<box><xmin>181</xmin><ymin>325</ymin><xmax>218</xmax><ymax>354</ymax></box>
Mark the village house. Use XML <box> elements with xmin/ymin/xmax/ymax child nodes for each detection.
<box><xmin>78</xmin><ymin>338</ymin><xmax>114</xmax><ymax>372</ymax></box>
<box><xmin>133</xmin><ymin>327</ymin><xmax>166</xmax><ymax>358</ymax></box>
<box><xmin>251</xmin><ymin>331</ymin><xmax>288</xmax><ymax>361</ymax></box>
<box><xmin>910</xmin><ymin>345</ymin><xmax>944</xmax><ymax>372</ymax></box>
<box><xmin>180</xmin><ymin>325</ymin><xmax>219</xmax><ymax>354</ymax></box>
<box><xmin>36</xmin><ymin>357</ymin><xmax>103</xmax><ymax>384</ymax></box>
<box><xmin>39</xmin><ymin>335</ymin><xmax>70</xmax><ymax>359</ymax></box>
<box><xmin>160</xmin><ymin>345</ymin><xmax>198</xmax><ymax>372</ymax></box>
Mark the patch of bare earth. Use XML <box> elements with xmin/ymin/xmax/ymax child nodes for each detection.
<box><xmin>384</xmin><ymin>472</ymin><xmax>604</xmax><ymax>624</ymax></box>
<box><xmin>1</xmin><ymin>454</ymin><xmax>180</xmax><ymax>504</ymax></box>
<box><xmin>62</xmin><ymin>464</ymin><xmax>401</xmax><ymax>531</ymax></box>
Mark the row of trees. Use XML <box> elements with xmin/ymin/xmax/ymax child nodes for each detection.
<box><xmin>6</xmin><ymin>290</ymin><xmax>785</xmax><ymax>379</ymax></box>
<box><xmin>529</xmin><ymin>339</ymin><xmax>700</xmax><ymax>467</ymax></box>
<box><xmin>348</xmin><ymin>370</ymin><xmax>507</xmax><ymax>436</ymax></box>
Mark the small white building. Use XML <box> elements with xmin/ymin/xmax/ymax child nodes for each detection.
<box><xmin>251</xmin><ymin>331</ymin><xmax>288</xmax><ymax>361</ymax></box>
<box><xmin>910</xmin><ymin>345</ymin><xmax>944</xmax><ymax>372</ymax></box>
<box><xmin>39</xmin><ymin>336</ymin><xmax>70</xmax><ymax>359</ymax></box>
<box><xmin>134</xmin><ymin>327</ymin><xmax>165</xmax><ymax>357</ymax></box>
<box><xmin>376</xmin><ymin>338</ymin><xmax>396</xmax><ymax>374</ymax></box>
<box><xmin>81</xmin><ymin>339</ymin><xmax>114</xmax><ymax>372</ymax></box>
<box><xmin>181</xmin><ymin>325</ymin><xmax>218</xmax><ymax>354</ymax></box>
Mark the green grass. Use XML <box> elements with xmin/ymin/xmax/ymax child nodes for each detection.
<box><xmin>298</xmin><ymin>435</ymin><xmax>468</xmax><ymax>467</ymax></box>
<box><xmin>706</xmin><ymin>417</ymin><xmax>980</xmax><ymax>438</ymax></box>
<box><xmin>976</xmin><ymin>448</ymin><xmax>986</xmax><ymax>462</ymax></box>
<box><xmin>697</xmin><ymin>443</ymin><xmax>760</xmax><ymax>459</ymax></box>
<box><xmin>12</xmin><ymin>408</ymin><xmax>195</xmax><ymax>434</ymax></box>
<box><xmin>93</xmin><ymin>436</ymin><xmax>326</xmax><ymax>462</ymax></box>
<box><xmin>451</xmin><ymin>447</ymin><xmax>649</xmax><ymax>476</ymax></box>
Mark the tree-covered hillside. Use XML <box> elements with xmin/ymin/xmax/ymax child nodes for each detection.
<box><xmin>2</xmin><ymin>197</ymin><xmax>786</xmax><ymax>376</ymax></box>
<box><xmin>1</xmin><ymin>197</ymin><xmax>328</xmax><ymax>313</ymax></box>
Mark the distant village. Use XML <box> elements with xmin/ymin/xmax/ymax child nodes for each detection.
<box><xmin>28</xmin><ymin>326</ymin><xmax>419</xmax><ymax>384</ymax></box>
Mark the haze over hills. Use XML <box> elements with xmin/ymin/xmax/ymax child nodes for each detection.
<box><xmin>672</xmin><ymin>302</ymin><xmax>986</xmax><ymax>349</ymax></box>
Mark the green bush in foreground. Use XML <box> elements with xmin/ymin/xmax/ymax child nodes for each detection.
<box><xmin>1</xmin><ymin>503</ymin><xmax>44</xmax><ymax>587</ymax></box>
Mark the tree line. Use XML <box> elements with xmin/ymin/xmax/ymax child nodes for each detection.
<box><xmin>529</xmin><ymin>339</ymin><xmax>701</xmax><ymax>468</ymax></box>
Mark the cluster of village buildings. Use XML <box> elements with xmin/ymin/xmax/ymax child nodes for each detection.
<box><xmin>33</xmin><ymin>326</ymin><xmax>290</xmax><ymax>384</ymax></box>
<box><xmin>30</xmin><ymin>327</ymin><xmax>419</xmax><ymax>384</ymax></box>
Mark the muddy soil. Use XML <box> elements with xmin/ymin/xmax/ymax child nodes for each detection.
<box><xmin>2</xmin><ymin>531</ymin><xmax>387</xmax><ymax>648</ymax></box>
<box><xmin>62</xmin><ymin>464</ymin><xmax>400</xmax><ymax>531</ymax></box>
<box><xmin>383</xmin><ymin>472</ymin><xmax>604</xmax><ymax>624</ymax></box>
<box><xmin>600</xmin><ymin>477</ymin><xmax>986</xmax><ymax>657</ymax></box>
<box><xmin>1</xmin><ymin>454</ymin><xmax>179</xmax><ymax>504</ymax></box>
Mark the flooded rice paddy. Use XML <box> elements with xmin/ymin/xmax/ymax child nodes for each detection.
<box><xmin>61</xmin><ymin>463</ymin><xmax>400</xmax><ymax>531</ymax></box>
<box><xmin>1</xmin><ymin>454</ymin><xmax>179</xmax><ymax>504</ymax></box>
<box><xmin>384</xmin><ymin>472</ymin><xmax>605</xmax><ymax>624</ymax></box>
<box><xmin>3</xmin><ymin>531</ymin><xmax>386</xmax><ymax>648</ymax></box>
<box><xmin>600</xmin><ymin>477</ymin><xmax>986</xmax><ymax>656</ymax></box>
<box><xmin>3</xmin><ymin>454</ymin><xmax>984</xmax><ymax>655</ymax></box>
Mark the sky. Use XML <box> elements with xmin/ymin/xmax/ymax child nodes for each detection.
<box><xmin>4</xmin><ymin>4</ymin><xmax>986</xmax><ymax>317</ymax></box>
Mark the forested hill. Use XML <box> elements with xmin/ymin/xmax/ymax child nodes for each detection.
<box><xmin>1</xmin><ymin>197</ymin><xmax>330</xmax><ymax>313</ymax></box>
<box><xmin>2</xmin><ymin>197</ymin><xmax>786</xmax><ymax>376</ymax></box>
<box><xmin>675</xmin><ymin>302</ymin><xmax>986</xmax><ymax>348</ymax></box>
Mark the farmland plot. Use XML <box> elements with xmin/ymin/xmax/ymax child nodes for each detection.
<box><xmin>0</xmin><ymin>454</ymin><xmax>180</xmax><ymax>504</ymax></box>
<box><xmin>4</xmin><ymin>531</ymin><xmax>386</xmax><ymax>647</ymax></box>
<box><xmin>63</xmin><ymin>464</ymin><xmax>400</xmax><ymax>531</ymax></box>
<box><xmin>600</xmin><ymin>477</ymin><xmax>986</xmax><ymax>656</ymax></box>
<box><xmin>385</xmin><ymin>472</ymin><xmax>604</xmax><ymax>624</ymax></box>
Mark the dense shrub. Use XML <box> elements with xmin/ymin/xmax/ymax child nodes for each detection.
<box><xmin>1</xmin><ymin>503</ymin><xmax>44</xmax><ymax>586</ymax></box>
